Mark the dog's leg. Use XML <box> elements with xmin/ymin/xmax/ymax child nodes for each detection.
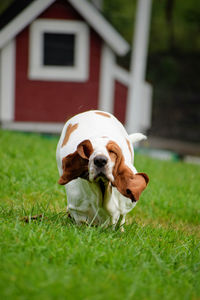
<box><xmin>119</xmin><ymin>215</ymin><xmax>126</xmax><ymax>232</ymax></box>
<box><xmin>111</xmin><ymin>214</ymin><xmax>120</xmax><ymax>230</ymax></box>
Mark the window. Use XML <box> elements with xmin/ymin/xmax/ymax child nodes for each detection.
<box><xmin>43</xmin><ymin>33</ymin><xmax>75</xmax><ymax>66</ymax></box>
<box><xmin>29</xmin><ymin>19</ymin><xmax>89</xmax><ymax>81</ymax></box>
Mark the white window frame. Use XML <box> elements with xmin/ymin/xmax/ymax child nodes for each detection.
<box><xmin>29</xmin><ymin>19</ymin><xmax>89</xmax><ymax>81</ymax></box>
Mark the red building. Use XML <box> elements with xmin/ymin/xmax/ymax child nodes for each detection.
<box><xmin>0</xmin><ymin>0</ymin><xmax>133</xmax><ymax>133</ymax></box>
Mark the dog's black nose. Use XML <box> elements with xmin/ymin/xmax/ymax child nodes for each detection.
<box><xmin>94</xmin><ymin>155</ymin><xmax>108</xmax><ymax>168</ymax></box>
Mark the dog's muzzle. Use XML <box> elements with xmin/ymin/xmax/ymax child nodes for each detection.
<box><xmin>89</xmin><ymin>153</ymin><xmax>114</xmax><ymax>183</ymax></box>
<box><xmin>93</xmin><ymin>155</ymin><xmax>109</xmax><ymax>180</ymax></box>
<box><xmin>94</xmin><ymin>155</ymin><xmax>108</xmax><ymax>168</ymax></box>
<box><xmin>93</xmin><ymin>156</ymin><xmax>109</xmax><ymax>198</ymax></box>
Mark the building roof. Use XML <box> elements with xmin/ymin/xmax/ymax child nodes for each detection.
<box><xmin>0</xmin><ymin>0</ymin><xmax>130</xmax><ymax>56</ymax></box>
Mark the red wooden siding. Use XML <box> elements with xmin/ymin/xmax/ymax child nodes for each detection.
<box><xmin>114</xmin><ymin>80</ymin><xmax>128</xmax><ymax>124</ymax></box>
<box><xmin>14</xmin><ymin>1</ymin><xmax>102</xmax><ymax>122</ymax></box>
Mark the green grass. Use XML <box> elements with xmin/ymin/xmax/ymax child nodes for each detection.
<box><xmin>0</xmin><ymin>130</ymin><xmax>200</xmax><ymax>300</ymax></box>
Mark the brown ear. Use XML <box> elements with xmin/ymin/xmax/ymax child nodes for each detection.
<box><xmin>125</xmin><ymin>172</ymin><xmax>149</xmax><ymax>202</ymax></box>
<box><xmin>114</xmin><ymin>168</ymin><xmax>149</xmax><ymax>202</ymax></box>
<box><xmin>58</xmin><ymin>140</ymin><xmax>93</xmax><ymax>185</ymax></box>
<box><xmin>77</xmin><ymin>139</ymin><xmax>93</xmax><ymax>159</ymax></box>
<box><xmin>107</xmin><ymin>141</ymin><xmax>149</xmax><ymax>202</ymax></box>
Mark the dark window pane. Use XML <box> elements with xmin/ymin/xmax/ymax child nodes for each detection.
<box><xmin>43</xmin><ymin>33</ymin><xmax>75</xmax><ymax>66</ymax></box>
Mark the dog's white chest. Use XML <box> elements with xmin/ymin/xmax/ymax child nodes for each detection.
<box><xmin>65</xmin><ymin>178</ymin><xmax>110</xmax><ymax>225</ymax></box>
<box><xmin>65</xmin><ymin>178</ymin><xmax>136</xmax><ymax>226</ymax></box>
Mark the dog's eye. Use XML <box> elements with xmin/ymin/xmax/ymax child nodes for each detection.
<box><xmin>108</xmin><ymin>150</ymin><xmax>117</xmax><ymax>161</ymax></box>
<box><xmin>108</xmin><ymin>150</ymin><xmax>114</xmax><ymax>154</ymax></box>
<box><xmin>108</xmin><ymin>150</ymin><xmax>116</xmax><ymax>156</ymax></box>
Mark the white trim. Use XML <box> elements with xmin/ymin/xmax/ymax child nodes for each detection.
<box><xmin>0</xmin><ymin>39</ymin><xmax>15</xmax><ymax>122</ymax></box>
<box><xmin>113</xmin><ymin>64</ymin><xmax>153</xmax><ymax>130</ymax></box>
<box><xmin>68</xmin><ymin>0</ymin><xmax>129</xmax><ymax>56</ymax></box>
<box><xmin>113</xmin><ymin>65</ymin><xmax>130</xmax><ymax>86</ymax></box>
<box><xmin>29</xmin><ymin>19</ymin><xmax>89</xmax><ymax>82</ymax></box>
<box><xmin>1</xmin><ymin>121</ymin><xmax>64</xmax><ymax>134</ymax></box>
<box><xmin>0</xmin><ymin>0</ymin><xmax>55</xmax><ymax>49</ymax></box>
<box><xmin>126</xmin><ymin>0</ymin><xmax>152</xmax><ymax>133</ymax></box>
<box><xmin>98</xmin><ymin>44</ymin><xmax>115</xmax><ymax>113</ymax></box>
<box><xmin>0</xmin><ymin>0</ymin><xmax>129</xmax><ymax>56</ymax></box>
<box><xmin>91</xmin><ymin>0</ymin><xmax>103</xmax><ymax>11</ymax></box>
<box><xmin>140</xmin><ymin>82</ymin><xmax>153</xmax><ymax>130</ymax></box>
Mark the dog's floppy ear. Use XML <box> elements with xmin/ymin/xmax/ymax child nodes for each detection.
<box><xmin>107</xmin><ymin>141</ymin><xmax>149</xmax><ymax>202</ymax></box>
<box><xmin>76</xmin><ymin>139</ymin><xmax>93</xmax><ymax>160</ymax></box>
<box><xmin>125</xmin><ymin>172</ymin><xmax>149</xmax><ymax>202</ymax></box>
<box><xmin>58</xmin><ymin>139</ymin><xmax>93</xmax><ymax>185</ymax></box>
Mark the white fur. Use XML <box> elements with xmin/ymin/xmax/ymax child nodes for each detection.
<box><xmin>56</xmin><ymin>110</ymin><xmax>145</xmax><ymax>229</ymax></box>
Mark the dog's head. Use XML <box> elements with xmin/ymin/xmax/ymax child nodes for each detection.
<box><xmin>58</xmin><ymin>139</ymin><xmax>149</xmax><ymax>202</ymax></box>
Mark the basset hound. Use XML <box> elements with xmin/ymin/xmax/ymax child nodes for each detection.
<box><xmin>56</xmin><ymin>110</ymin><xmax>149</xmax><ymax>229</ymax></box>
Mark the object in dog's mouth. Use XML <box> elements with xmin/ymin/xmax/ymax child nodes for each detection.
<box><xmin>95</xmin><ymin>173</ymin><xmax>108</xmax><ymax>198</ymax></box>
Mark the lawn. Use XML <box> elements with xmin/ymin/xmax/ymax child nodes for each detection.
<box><xmin>0</xmin><ymin>130</ymin><xmax>200</xmax><ymax>300</ymax></box>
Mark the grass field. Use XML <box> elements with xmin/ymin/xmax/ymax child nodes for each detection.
<box><xmin>0</xmin><ymin>130</ymin><xmax>200</xmax><ymax>300</ymax></box>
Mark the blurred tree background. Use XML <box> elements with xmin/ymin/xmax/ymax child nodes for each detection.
<box><xmin>103</xmin><ymin>0</ymin><xmax>200</xmax><ymax>143</ymax></box>
<box><xmin>1</xmin><ymin>0</ymin><xmax>200</xmax><ymax>142</ymax></box>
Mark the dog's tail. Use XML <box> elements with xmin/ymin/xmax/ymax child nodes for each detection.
<box><xmin>129</xmin><ymin>133</ymin><xmax>147</xmax><ymax>144</ymax></box>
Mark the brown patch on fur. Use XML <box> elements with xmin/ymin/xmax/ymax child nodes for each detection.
<box><xmin>106</xmin><ymin>141</ymin><xmax>149</xmax><ymax>202</ymax></box>
<box><xmin>126</xmin><ymin>139</ymin><xmax>133</xmax><ymax>158</ymax></box>
<box><xmin>58</xmin><ymin>140</ymin><xmax>93</xmax><ymax>185</ymax></box>
<box><xmin>62</xmin><ymin>123</ymin><xmax>78</xmax><ymax>148</ymax></box>
<box><xmin>95</xmin><ymin>112</ymin><xmax>111</xmax><ymax>118</ymax></box>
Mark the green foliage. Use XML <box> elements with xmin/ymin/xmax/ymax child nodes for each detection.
<box><xmin>0</xmin><ymin>130</ymin><xmax>200</xmax><ymax>300</ymax></box>
<box><xmin>103</xmin><ymin>0</ymin><xmax>136</xmax><ymax>45</ymax></box>
<box><xmin>103</xmin><ymin>0</ymin><xmax>200</xmax><ymax>54</ymax></box>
